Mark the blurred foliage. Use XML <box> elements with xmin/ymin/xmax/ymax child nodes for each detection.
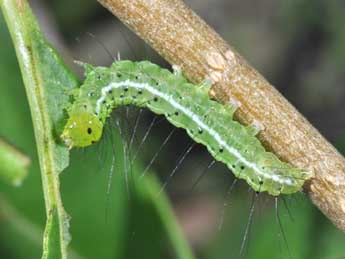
<box><xmin>337</xmin><ymin>135</ymin><xmax>345</xmax><ymax>155</ymax></box>
<box><xmin>0</xmin><ymin>138</ymin><xmax>30</xmax><ymax>186</ymax></box>
<box><xmin>0</xmin><ymin>0</ymin><xmax>345</xmax><ymax>259</ymax></box>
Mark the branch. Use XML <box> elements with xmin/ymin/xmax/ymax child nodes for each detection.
<box><xmin>97</xmin><ymin>0</ymin><xmax>345</xmax><ymax>232</ymax></box>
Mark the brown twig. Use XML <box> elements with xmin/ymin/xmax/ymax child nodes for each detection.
<box><xmin>97</xmin><ymin>0</ymin><xmax>345</xmax><ymax>232</ymax></box>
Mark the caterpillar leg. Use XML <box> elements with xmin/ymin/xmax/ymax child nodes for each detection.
<box><xmin>197</xmin><ymin>78</ymin><xmax>213</xmax><ymax>95</ymax></box>
<box><xmin>247</xmin><ymin>120</ymin><xmax>265</xmax><ymax>136</ymax></box>
<box><xmin>220</xmin><ymin>98</ymin><xmax>241</xmax><ymax>117</ymax></box>
<box><xmin>172</xmin><ymin>64</ymin><xmax>182</xmax><ymax>76</ymax></box>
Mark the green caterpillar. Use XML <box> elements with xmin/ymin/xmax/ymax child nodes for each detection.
<box><xmin>61</xmin><ymin>60</ymin><xmax>312</xmax><ymax>195</ymax></box>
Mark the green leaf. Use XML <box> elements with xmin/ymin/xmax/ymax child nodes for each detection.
<box><xmin>42</xmin><ymin>208</ymin><xmax>63</xmax><ymax>259</ymax></box>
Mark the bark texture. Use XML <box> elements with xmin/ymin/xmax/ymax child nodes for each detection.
<box><xmin>97</xmin><ymin>0</ymin><xmax>345</xmax><ymax>232</ymax></box>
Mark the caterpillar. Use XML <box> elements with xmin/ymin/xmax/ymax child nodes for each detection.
<box><xmin>61</xmin><ymin>60</ymin><xmax>313</xmax><ymax>196</ymax></box>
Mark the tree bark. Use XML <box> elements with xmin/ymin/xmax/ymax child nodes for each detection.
<box><xmin>97</xmin><ymin>0</ymin><xmax>345</xmax><ymax>232</ymax></box>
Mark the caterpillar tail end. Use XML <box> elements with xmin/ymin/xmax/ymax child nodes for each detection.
<box><xmin>277</xmin><ymin>168</ymin><xmax>314</xmax><ymax>196</ymax></box>
<box><xmin>61</xmin><ymin>112</ymin><xmax>103</xmax><ymax>149</ymax></box>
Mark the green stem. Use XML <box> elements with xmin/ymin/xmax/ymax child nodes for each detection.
<box><xmin>0</xmin><ymin>138</ymin><xmax>30</xmax><ymax>186</ymax></box>
<box><xmin>0</xmin><ymin>0</ymin><xmax>78</xmax><ymax>258</ymax></box>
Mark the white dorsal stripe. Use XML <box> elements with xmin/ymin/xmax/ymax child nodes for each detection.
<box><xmin>96</xmin><ymin>80</ymin><xmax>294</xmax><ymax>186</ymax></box>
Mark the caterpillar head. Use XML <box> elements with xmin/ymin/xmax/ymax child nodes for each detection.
<box><xmin>61</xmin><ymin>112</ymin><xmax>103</xmax><ymax>149</ymax></box>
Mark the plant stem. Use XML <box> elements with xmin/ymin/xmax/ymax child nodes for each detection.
<box><xmin>0</xmin><ymin>138</ymin><xmax>30</xmax><ymax>186</ymax></box>
<box><xmin>0</xmin><ymin>0</ymin><xmax>77</xmax><ymax>257</ymax></box>
<box><xmin>97</xmin><ymin>0</ymin><xmax>345</xmax><ymax>232</ymax></box>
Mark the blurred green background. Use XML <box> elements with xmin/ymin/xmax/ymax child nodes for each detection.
<box><xmin>1</xmin><ymin>0</ymin><xmax>345</xmax><ymax>258</ymax></box>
